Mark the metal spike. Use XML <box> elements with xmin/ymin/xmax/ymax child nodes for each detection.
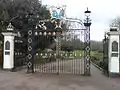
<box><xmin>53</xmin><ymin>32</ymin><xmax>56</xmax><ymax>36</ymax></box>
<box><xmin>48</xmin><ymin>32</ymin><xmax>51</xmax><ymax>35</ymax></box>
<box><xmin>39</xmin><ymin>32</ymin><xmax>42</xmax><ymax>35</ymax></box>
<box><xmin>44</xmin><ymin>32</ymin><xmax>47</xmax><ymax>36</ymax></box>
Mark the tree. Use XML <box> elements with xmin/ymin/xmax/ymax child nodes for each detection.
<box><xmin>0</xmin><ymin>0</ymin><xmax>69</xmax><ymax>52</ymax></box>
<box><xmin>90</xmin><ymin>40</ymin><xmax>103</xmax><ymax>51</ymax></box>
<box><xmin>109</xmin><ymin>16</ymin><xmax>120</xmax><ymax>30</ymax></box>
<box><xmin>0</xmin><ymin>0</ymin><xmax>52</xmax><ymax>50</ymax></box>
<box><xmin>61</xmin><ymin>45</ymin><xmax>73</xmax><ymax>52</ymax></box>
<box><xmin>0</xmin><ymin>0</ymin><xmax>51</xmax><ymax>32</ymax></box>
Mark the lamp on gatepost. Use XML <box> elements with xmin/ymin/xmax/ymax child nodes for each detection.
<box><xmin>84</xmin><ymin>7</ymin><xmax>91</xmax><ymax>26</ymax></box>
<box><xmin>83</xmin><ymin>7</ymin><xmax>92</xmax><ymax>76</ymax></box>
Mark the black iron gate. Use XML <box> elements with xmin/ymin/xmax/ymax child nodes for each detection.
<box><xmin>27</xmin><ymin>19</ymin><xmax>91</xmax><ymax>75</ymax></box>
<box><xmin>33</xmin><ymin>30</ymin><xmax>85</xmax><ymax>75</ymax></box>
<box><xmin>27</xmin><ymin>10</ymin><xmax>91</xmax><ymax>75</ymax></box>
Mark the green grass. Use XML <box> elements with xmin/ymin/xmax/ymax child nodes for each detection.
<box><xmin>35</xmin><ymin>50</ymin><xmax>103</xmax><ymax>64</ymax></box>
<box><xmin>91</xmin><ymin>51</ymin><xmax>103</xmax><ymax>61</ymax></box>
<box><xmin>90</xmin><ymin>51</ymin><xmax>104</xmax><ymax>70</ymax></box>
<box><xmin>35</xmin><ymin>50</ymin><xmax>101</xmax><ymax>60</ymax></box>
<box><xmin>73</xmin><ymin>50</ymin><xmax>84</xmax><ymax>57</ymax></box>
<box><xmin>35</xmin><ymin>50</ymin><xmax>84</xmax><ymax>64</ymax></box>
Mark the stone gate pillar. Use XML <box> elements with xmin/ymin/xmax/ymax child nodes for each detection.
<box><xmin>2</xmin><ymin>23</ymin><xmax>17</xmax><ymax>70</ymax></box>
<box><xmin>107</xmin><ymin>27</ymin><xmax>120</xmax><ymax>76</ymax></box>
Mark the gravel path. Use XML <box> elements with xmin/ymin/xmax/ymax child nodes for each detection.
<box><xmin>0</xmin><ymin>64</ymin><xmax>120</xmax><ymax>90</ymax></box>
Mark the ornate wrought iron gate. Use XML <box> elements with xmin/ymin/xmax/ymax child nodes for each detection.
<box><xmin>27</xmin><ymin>17</ymin><xmax>91</xmax><ymax>75</ymax></box>
<box><xmin>33</xmin><ymin>30</ymin><xmax>85</xmax><ymax>75</ymax></box>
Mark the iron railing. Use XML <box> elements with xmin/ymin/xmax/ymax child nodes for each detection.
<box><xmin>14</xmin><ymin>36</ymin><xmax>27</xmax><ymax>70</ymax></box>
<box><xmin>103</xmin><ymin>37</ymin><xmax>109</xmax><ymax>74</ymax></box>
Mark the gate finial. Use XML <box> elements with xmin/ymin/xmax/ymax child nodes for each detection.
<box><xmin>7</xmin><ymin>23</ymin><xmax>14</xmax><ymax>31</ymax></box>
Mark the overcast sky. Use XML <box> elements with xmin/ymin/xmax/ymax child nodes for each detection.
<box><xmin>42</xmin><ymin>0</ymin><xmax>120</xmax><ymax>41</ymax></box>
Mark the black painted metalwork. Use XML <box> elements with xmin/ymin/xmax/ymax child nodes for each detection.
<box><xmin>26</xmin><ymin>8</ymin><xmax>91</xmax><ymax>75</ymax></box>
<box><xmin>31</xmin><ymin>18</ymin><xmax>89</xmax><ymax>75</ymax></box>
<box><xmin>25</xmin><ymin>12</ymin><xmax>35</xmax><ymax>73</ymax></box>
<box><xmin>83</xmin><ymin>8</ymin><xmax>91</xmax><ymax>76</ymax></box>
<box><xmin>14</xmin><ymin>36</ymin><xmax>27</xmax><ymax>70</ymax></box>
<box><xmin>103</xmin><ymin>34</ymin><xmax>109</xmax><ymax>74</ymax></box>
<box><xmin>27</xmin><ymin>29</ymin><xmax>35</xmax><ymax>73</ymax></box>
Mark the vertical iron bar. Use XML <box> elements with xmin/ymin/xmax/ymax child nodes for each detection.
<box><xmin>73</xmin><ymin>30</ymin><xmax>75</xmax><ymax>75</ymax></box>
<box><xmin>84</xmin><ymin>26</ymin><xmax>90</xmax><ymax>76</ymax></box>
<box><xmin>27</xmin><ymin>29</ymin><xmax>34</xmax><ymax>73</ymax></box>
<box><xmin>80</xmin><ymin>30</ymin><xmax>83</xmax><ymax>74</ymax></box>
<box><xmin>56</xmin><ymin>32</ymin><xmax>59</xmax><ymax>74</ymax></box>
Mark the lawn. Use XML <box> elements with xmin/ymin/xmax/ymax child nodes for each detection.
<box><xmin>35</xmin><ymin>50</ymin><xmax>103</xmax><ymax>64</ymax></box>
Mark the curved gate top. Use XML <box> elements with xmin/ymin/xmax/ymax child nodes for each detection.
<box><xmin>27</xmin><ymin>8</ymin><xmax>91</xmax><ymax>76</ymax></box>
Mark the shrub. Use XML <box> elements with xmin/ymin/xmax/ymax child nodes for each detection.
<box><xmin>91</xmin><ymin>51</ymin><xmax>104</xmax><ymax>68</ymax></box>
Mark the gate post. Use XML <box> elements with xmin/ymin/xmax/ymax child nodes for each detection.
<box><xmin>27</xmin><ymin>13</ymin><xmax>35</xmax><ymax>73</ymax></box>
<box><xmin>27</xmin><ymin>29</ymin><xmax>35</xmax><ymax>73</ymax></box>
<box><xmin>2</xmin><ymin>23</ymin><xmax>17</xmax><ymax>70</ymax></box>
<box><xmin>83</xmin><ymin>8</ymin><xmax>91</xmax><ymax>76</ymax></box>
<box><xmin>107</xmin><ymin>27</ymin><xmax>120</xmax><ymax>77</ymax></box>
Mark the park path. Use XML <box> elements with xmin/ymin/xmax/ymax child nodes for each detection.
<box><xmin>0</xmin><ymin>64</ymin><xmax>120</xmax><ymax>90</ymax></box>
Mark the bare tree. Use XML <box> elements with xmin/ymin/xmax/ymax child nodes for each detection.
<box><xmin>110</xmin><ymin>16</ymin><xmax>120</xmax><ymax>30</ymax></box>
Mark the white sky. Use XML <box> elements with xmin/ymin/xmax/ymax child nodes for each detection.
<box><xmin>42</xmin><ymin>0</ymin><xmax>120</xmax><ymax>41</ymax></box>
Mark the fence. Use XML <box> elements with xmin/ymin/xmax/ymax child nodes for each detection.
<box><xmin>103</xmin><ymin>36</ymin><xmax>109</xmax><ymax>74</ymax></box>
<box><xmin>14</xmin><ymin>36</ymin><xmax>27</xmax><ymax>70</ymax></box>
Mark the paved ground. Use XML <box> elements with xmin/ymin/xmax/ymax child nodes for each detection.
<box><xmin>0</xmin><ymin>65</ymin><xmax>120</xmax><ymax>90</ymax></box>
